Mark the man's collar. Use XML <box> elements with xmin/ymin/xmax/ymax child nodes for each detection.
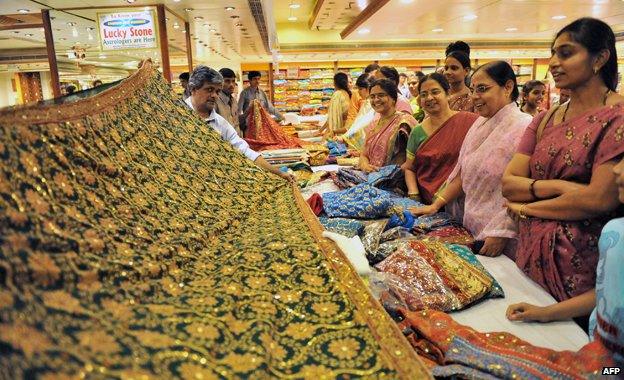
<box><xmin>185</xmin><ymin>97</ymin><xmax>215</xmax><ymax>121</ymax></box>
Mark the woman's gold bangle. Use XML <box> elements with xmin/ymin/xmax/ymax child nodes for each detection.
<box><xmin>435</xmin><ymin>194</ymin><xmax>448</xmax><ymax>205</ymax></box>
<box><xmin>519</xmin><ymin>203</ymin><xmax>528</xmax><ymax>219</ymax></box>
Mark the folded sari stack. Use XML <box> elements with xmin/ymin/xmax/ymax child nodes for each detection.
<box><xmin>331</xmin><ymin>165</ymin><xmax>404</xmax><ymax>192</ymax></box>
<box><xmin>398</xmin><ymin>309</ymin><xmax>614</xmax><ymax>379</ymax></box>
<box><xmin>374</xmin><ymin>240</ymin><xmax>494</xmax><ymax>312</ymax></box>
<box><xmin>259</xmin><ymin>148</ymin><xmax>308</xmax><ymax>165</ymax></box>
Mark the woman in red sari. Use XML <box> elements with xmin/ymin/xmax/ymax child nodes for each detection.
<box><xmin>503</xmin><ymin>18</ymin><xmax>624</xmax><ymax>324</ymax></box>
<box><xmin>359</xmin><ymin>79</ymin><xmax>417</xmax><ymax>172</ymax></box>
<box><xmin>402</xmin><ymin>73</ymin><xmax>478</xmax><ymax>203</ymax></box>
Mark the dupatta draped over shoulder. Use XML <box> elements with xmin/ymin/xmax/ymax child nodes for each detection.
<box><xmin>409</xmin><ymin>111</ymin><xmax>479</xmax><ymax>204</ymax></box>
<box><xmin>364</xmin><ymin>111</ymin><xmax>417</xmax><ymax>167</ymax></box>
<box><xmin>515</xmin><ymin>103</ymin><xmax>624</xmax><ymax>302</ymax></box>
<box><xmin>448</xmin><ymin>103</ymin><xmax>532</xmax><ymax>243</ymax></box>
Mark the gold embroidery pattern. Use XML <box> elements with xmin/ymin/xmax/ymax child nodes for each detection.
<box><xmin>0</xmin><ymin>63</ymin><xmax>428</xmax><ymax>378</ymax></box>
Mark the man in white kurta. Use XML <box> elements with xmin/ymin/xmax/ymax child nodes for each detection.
<box><xmin>185</xmin><ymin>65</ymin><xmax>294</xmax><ymax>182</ymax></box>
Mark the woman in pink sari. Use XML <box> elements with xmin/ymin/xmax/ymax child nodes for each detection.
<box><xmin>411</xmin><ymin>61</ymin><xmax>532</xmax><ymax>257</ymax></box>
<box><xmin>503</xmin><ymin>18</ymin><xmax>624</xmax><ymax>324</ymax></box>
<box><xmin>359</xmin><ymin>79</ymin><xmax>417</xmax><ymax>172</ymax></box>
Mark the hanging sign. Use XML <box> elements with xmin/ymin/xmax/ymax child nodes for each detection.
<box><xmin>97</xmin><ymin>10</ymin><xmax>158</xmax><ymax>51</ymax></box>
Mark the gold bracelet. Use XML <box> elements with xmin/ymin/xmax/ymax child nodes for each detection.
<box><xmin>435</xmin><ymin>194</ymin><xmax>448</xmax><ymax>205</ymax></box>
<box><xmin>519</xmin><ymin>203</ymin><xmax>528</xmax><ymax>219</ymax></box>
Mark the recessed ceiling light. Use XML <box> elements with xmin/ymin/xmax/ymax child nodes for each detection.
<box><xmin>235</xmin><ymin>23</ymin><xmax>243</xmax><ymax>27</ymax></box>
<box><xmin>182</xmin><ymin>30</ymin><xmax>186</xmax><ymax>33</ymax></box>
<box><xmin>67</xmin><ymin>22</ymin><xmax>76</xmax><ymax>27</ymax></box>
<box><xmin>126</xmin><ymin>0</ymin><xmax>135</xmax><ymax>3</ymax></box>
<box><xmin>289</xmin><ymin>3</ymin><xmax>301</xmax><ymax>8</ymax></box>
<box><xmin>505</xmin><ymin>27</ymin><xmax>518</xmax><ymax>32</ymax></box>
<box><xmin>380</xmin><ymin>52</ymin><xmax>389</xmax><ymax>57</ymax></box>
<box><xmin>59</xmin><ymin>37</ymin><xmax>66</xmax><ymax>40</ymax></box>
<box><xmin>288</xmin><ymin>16</ymin><xmax>297</xmax><ymax>21</ymax></box>
<box><xmin>463</xmin><ymin>14</ymin><xmax>478</xmax><ymax>21</ymax></box>
<box><xmin>230</xmin><ymin>15</ymin><xmax>239</xmax><ymax>19</ymax></box>
<box><xmin>86</xmin><ymin>27</ymin><xmax>95</xmax><ymax>31</ymax></box>
<box><xmin>17</xmin><ymin>9</ymin><xmax>29</xmax><ymax>13</ymax></box>
<box><xmin>184</xmin><ymin>8</ymin><xmax>193</xmax><ymax>12</ymax></box>
<box><xmin>400</xmin><ymin>0</ymin><xmax>414</xmax><ymax>3</ymax></box>
<box><xmin>194</xmin><ymin>16</ymin><xmax>203</xmax><ymax>20</ymax></box>
<box><xmin>552</xmin><ymin>15</ymin><xmax>567</xmax><ymax>20</ymax></box>
<box><xmin>12</xmin><ymin>31</ymin><xmax>19</xmax><ymax>34</ymax></box>
<box><xmin>432</xmin><ymin>28</ymin><xmax>443</xmax><ymax>32</ymax></box>
<box><xmin>99</xmin><ymin>55</ymin><xmax>107</xmax><ymax>59</ymax></box>
<box><xmin>203</xmin><ymin>23</ymin><xmax>209</xmax><ymax>27</ymax></box>
<box><xmin>173</xmin><ymin>23</ymin><xmax>180</xmax><ymax>29</ymax></box>
<box><xmin>358</xmin><ymin>28</ymin><xmax>370</xmax><ymax>34</ymax></box>
<box><xmin>209</xmin><ymin>28</ymin><xmax>217</xmax><ymax>32</ymax></box>
<box><xmin>225</xmin><ymin>6</ymin><xmax>235</xmax><ymax>11</ymax></box>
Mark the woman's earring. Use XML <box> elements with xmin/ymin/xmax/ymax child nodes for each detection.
<box><xmin>593</xmin><ymin>67</ymin><xmax>599</xmax><ymax>74</ymax></box>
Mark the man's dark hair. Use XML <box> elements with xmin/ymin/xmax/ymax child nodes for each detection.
<box><xmin>364</xmin><ymin>63</ymin><xmax>380</xmax><ymax>74</ymax></box>
<box><xmin>179</xmin><ymin>72</ymin><xmax>190</xmax><ymax>81</ymax></box>
<box><xmin>247</xmin><ymin>71</ymin><xmax>261</xmax><ymax>81</ymax></box>
<box><xmin>219</xmin><ymin>68</ymin><xmax>236</xmax><ymax>79</ymax></box>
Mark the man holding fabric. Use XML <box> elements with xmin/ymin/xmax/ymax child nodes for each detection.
<box><xmin>185</xmin><ymin>65</ymin><xmax>294</xmax><ymax>182</ymax></box>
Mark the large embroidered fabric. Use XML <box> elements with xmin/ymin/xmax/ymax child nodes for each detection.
<box><xmin>374</xmin><ymin>240</ymin><xmax>493</xmax><ymax>312</ymax></box>
<box><xmin>0</xmin><ymin>64</ymin><xmax>428</xmax><ymax>379</ymax></box>
<box><xmin>398</xmin><ymin>309</ymin><xmax>614</xmax><ymax>379</ymax></box>
<box><xmin>243</xmin><ymin>100</ymin><xmax>306</xmax><ymax>151</ymax></box>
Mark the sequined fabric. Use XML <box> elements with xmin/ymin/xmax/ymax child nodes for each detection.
<box><xmin>399</xmin><ymin>309</ymin><xmax>614</xmax><ymax>379</ymax></box>
<box><xmin>0</xmin><ymin>64</ymin><xmax>428</xmax><ymax>379</ymax></box>
<box><xmin>375</xmin><ymin>240</ymin><xmax>493</xmax><ymax>312</ymax></box>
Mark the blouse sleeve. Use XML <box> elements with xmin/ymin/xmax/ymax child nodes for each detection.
<box><xmin>406</xmin><ymin>125</ymin><xmax>426</xmax><ymax>160</ymax></box>
<box><xmin>594</xmin><ymin>113</ymin><xmax>624</xmax><ymax>167</ymax></box>
<box><xmin>516</xmin><ymin>111</ymin><xmax>545</xmax><ymax>156</ymax></box>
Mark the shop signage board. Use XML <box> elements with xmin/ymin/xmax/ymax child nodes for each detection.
<box><xmin>97</xmin><ymin>10</ymin><xmax>158</xmax><ymax>51</ymax></box>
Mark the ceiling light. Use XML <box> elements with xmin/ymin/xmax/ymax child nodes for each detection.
<box><xmin>67</xmin><ymin>22</ymin><xmax>76</xmax><ymax>27</ymax></box>
<box><xmin>432</xmin><ymin>28</ymin><xmax>443</xmax><ymax>32</ymax></box>
<box><xmin>173</xmin><ymin>0</ymin><xmax>180</xmax><ymax>2</ymax></box>
<box><xmin>182</xmin><ymin>30</ymin><xmax>186</xmax><ymax>33</ymax></box>
<box><xmin>230</xmin><ymin>15</ymin><xmax>239</xmax><ymax>19</ymax></box>
<box><xmin>225</xmin><ymin>6</ymin><xmax>235</xmax><ymax>11</ymax></box>
<box><xmin>59</xmin><ymin>37</ymin><xmax>66</xmax><ymax>40</ymax></box>
<box><xmin>17</xmin><ymin>9</ymin><xmax>29</xmax><ymax>13</ymax></box>
<box><xmin>288</xmin><ymin>16</ymin><xmax>298</xmax><ymax>21</ymax></box>
<box><xmin>400</xmin><ymin>0</ymin><xmax>414</xmax><ymax>3</ymax></box>
<box><xmin>552</xmin><ymin>15</ymin><xmax>567</xmax><ymax>20</ymax></box>
<box><xmin>99</xmin><ymin>55</ymin><xmax>107</xmax><ymax>59</ymax></box>
<box><xmin>380</xmin><ymin>52</ymin><xmax>389</xmax><ymax>57</ymax></box>
<box><xmin>126</xmin><ymin>0</ymin><xmax>136</xmax><ymax>3</ymax></box>
<box><xmin>12</xmin><ymin>31</ymin><xmax>19</xmax><ymax>34</ymax></box>
<box><xmin>86</xmin><ymin>27</ymin><xmax>95</xmax><ymax>31</ymax></box>
<box><xmin>194</xmin><ymin>16</ymin><xmax>203</xmax><ymax>20</ymax></box>
<box><xmin>184</xmin><ymin>8</ymin><xmax>193</xmax><ymax>12</ymax></box>
<box><xmin>173</xmin><ymin>23</ymin><xmax>180</xmax><ymax>29</ymax></box>
<box><xmin>289</xmin><ymin>3</ymin><xmax>301</xmax><ymax>8</ymax></box>
<box><xmin>358</xmin><ymin>28</ymin><xmax>370</xmax><ymax>34</ymax></box>
<box><xmin>463</xmin><ymin>14</ymin><xmax>478</xmax><ymax>21</ymax></box>
<box><xmin>235</xmin><ymin>23</ymin><xmax>243</xmax><ymax>27</ymax></box>
<box><xmin>209</xmin><ymin>28</ymin><xmax>217</xmax><ymax>32</ymax></box>
<box><xmin>505</xmin><ymin>27</ymin><xmax>518</xmax><ymax>32</ymax></box>
<box><xmin>25</xmin><ymin>33</ymin><xmax>33</xmax><ymax>37</ymax></box>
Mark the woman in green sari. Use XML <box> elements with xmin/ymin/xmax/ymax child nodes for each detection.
<box><xmin>402</xmin><ymin>73</ymin><xmax>478</xmax><ymax>202</ymax></box>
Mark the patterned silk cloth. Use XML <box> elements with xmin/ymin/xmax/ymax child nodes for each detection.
<box><xmin>398</xmin><ymin>309</ymin><xmax>614</xmax><ymax>379</ymax></box>
<box><xmin>0</xmin><ymin>63</ymin><xmax>428</xmax><ymax>379</ymax></box>
<box><xmin>243</xmin><ymin>100</ymin><xmax>306</xmax><ymax>151</ymax></box>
